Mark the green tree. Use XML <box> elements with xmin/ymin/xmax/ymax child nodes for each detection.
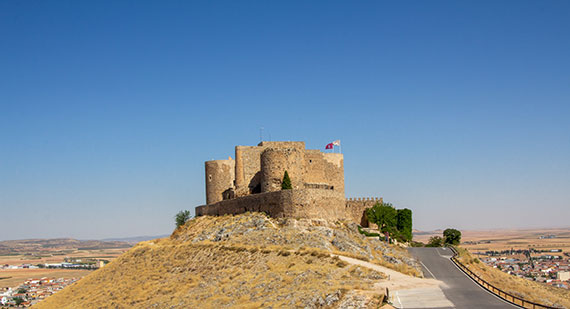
<box><xmin>366</xmin><ymin>202</ymin><xmax>397</xmax><ymax>238</ymax></box>
<box><xmin>281</xmin><ymin>170</ymin><xmax>292</xmax><ymax>190</ymax></box>
<box><xmin>17</xmin><ymin>288</ymin><xmax>27</xmax><ymax>294</ymax></box>
<box><xmin>396</xmin><ymin>208</ymin><xmax>413</xmax><ymax>242</ymax></box>
<box><xmin>443</xmin><ymin>228</ymin><xmax>461</xmax><ymax>245</ymax></box>
<box><xmin>175</xmin><ymin>210</ymin><xmax>191</xmax><ymax>228</ymax></box>
<box><xmin>426</xmin><ymin>236</ymin><xmax>443</xmax><ymax>247</ymax></box>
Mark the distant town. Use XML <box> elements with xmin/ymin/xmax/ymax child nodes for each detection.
<box><xmin>0</xmin><ymin>277</ymin><xmax>78</xmax><ymax>307</ymax></box>
<box><xmin>474</xmin><ymin>248</ymin><xmax>570</xmax><ymax>289</ymax></box>
<box><xmin>0</xmin><ymin>259</ymin><xmax>107</xmax><ymax>307</ymax></box>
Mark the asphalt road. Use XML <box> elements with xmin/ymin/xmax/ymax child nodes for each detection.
<box><xmin>407</xmin><ymin>247</ymin><xmax>518</xmax><ymax>309</ymax></box>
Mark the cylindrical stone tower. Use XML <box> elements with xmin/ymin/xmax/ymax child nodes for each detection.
<box><xmin>260</xmin><ymin>148</ymin><xmax>305</xmax><ymax>192</ymax></box>
<box><xmin>234</xmin><ymin>146</ymin><xmax>246</xmax><ymax>196</ymax></box>
<box><xmin>205</xmin><ymin>159</ymin><xmax>235</xmax><ymax>204</ymax></box>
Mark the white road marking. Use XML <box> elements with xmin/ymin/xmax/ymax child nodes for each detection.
<box><xmin>448</xmin><ymin>257</ymin><xmax>519</xmax><ymax>308</ymax></box>
<box><xmin>437</xmin><ymin>248</ymin><xmax>448</xmax><ymax>257</ymax></box>
<box><xmin>420</xmin><ymin>261</ymin><xmax>437</xmax><ymax>280</ymax></box>
<box><xmin>396</xmin><ymin>291</ymin><xmax>404</xmax><ymax>308</ymax></box>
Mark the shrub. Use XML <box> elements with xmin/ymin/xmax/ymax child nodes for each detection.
<box><xmin>409</xmin><ymin>241</ymin><xmax>425</xmax><ymax>247</ymax></box>
<box><xmin>426</xmin><ymin>236</ymin><xmax>443</xmax><ymax>247</ymax></box>
<box><xmin>357</xmin><ymin>226</ymin><xmax>380</xmax><ymax>237</ymax></box>
<box><xmin>175</xmin><ymin>210</ymin><xmax>191</xmax><ymax>228</ymax></box>
<box><xmin>14</xmin><ymin>297</ymin><xmax>24</xmax><ymax>306</ymax></box>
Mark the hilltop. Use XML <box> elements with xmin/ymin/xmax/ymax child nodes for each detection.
<box><xmin>36</xmin><ymin>213</ymin><xmax>423</xmax><ymax>308</ymax></box>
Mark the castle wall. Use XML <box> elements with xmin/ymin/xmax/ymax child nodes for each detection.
<box><xmin>234</xmin><ymin>141</ymin><xmax>307</xmax><ymax>196</ymax></box>
<box><xmin>195</xmin><ymin>188</ymin><xmax>346</xmax><ymax>221</ymax></box>
<box><xmin>304</xmin><ymin>151</ymin><xmax>344</xmax><ymax>194</ymax></box>
<box><xmin>303</xmin><ymin>150</ymin><xmax>327</xmax><ymax>186</ymax></box>
<box><xmin>323</xmin><ymin>153</ymin><xmax>344</xmax><ymax>193</ymax></box>
<box><xmin>258</xmin><ymin>141</ymin><xmax>306</xmax><ymax>150</ymax></box>
<box><xmin>200</xmin><ymin>141</ymin><xmax>383</xmax><ymax>227</ymax></box>
<box><xmin>345</xmin><ymin>197</ymin><xmax>383</xmax><ymax>228</ymax></box>
<box><xmin>205</xmin><ymin>159</ymin><xmax>235</xmax><ymax>204</ymax></box>
<box><xmin>260</xmin><ymin>147</ymin><xmax>305</xmax><ymax>192</ymax></box>
<box><xmin>234</xmin><ymin>146</ymin><xmax>265</xmax><ymax>196</ymax></box>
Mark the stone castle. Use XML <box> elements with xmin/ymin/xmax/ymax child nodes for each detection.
<box><xmin>195</xmin><ymin>141</ymin><xmax>381</xmax><ymax>227</ymax></box>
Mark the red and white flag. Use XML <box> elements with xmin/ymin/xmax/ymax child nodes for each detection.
<box><xmin>332</xmin><ymin>140</ymin><xmax>341</xmax><ymax>146</ymax></box>
<box><xmin>325</xmin><ymin>143</ymin><xmax>334</xmax><ymax>150</ymax></box>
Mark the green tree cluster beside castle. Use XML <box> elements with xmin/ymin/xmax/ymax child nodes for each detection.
<box><xmin>366</xmin><ymin>202</ymin><xmax>412</xmax><ymax>243</ymax></box>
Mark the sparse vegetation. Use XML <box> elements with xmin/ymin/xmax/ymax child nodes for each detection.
<box><xmin>426</xmin><ymin>236</ymin><xmax>443</xmax><ymax>247</ymax></box>
<box><xmin>409</xmin><ymin>240</ymin><xmax>425</xmax><ymax>247</ymax></box>
<box><xmin>372</xmin><ymin>258</ymin><xmax>422</xmax><ymax>277</ymax></box>
<box><xmin>175</xmin><ymin>210</ymin><xmax>191</xmax><ymax>228</ymax></box>
<box><xmin>14</xmin><ymin>297</ymin><xmax>24</xmax><ymax>306</ymax></box>
<box><xmin>357</xmin><ymin>226</ymin><xmax>380</xmax><ymax>237</ymax></box>
<box><xmin>37</xmin><ymin>213</ymin><xmax>421</xmax><ymax>308</ymax></box>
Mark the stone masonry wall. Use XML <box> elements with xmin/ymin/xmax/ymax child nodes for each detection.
<box><xmin>235</xmin><ymin>146</ymin><xmax>264</xmax><ymax>196</ymax></box>
<box><xmin>322</xmin><ymin>153</ymin><xmax>344</xmax><ymax>193</ymax></box>
<box><xmin>196</xmin><ymin>188</ymin><xmax>346</xmax><ymax>221</ymax></box>
<box><xmin>345</xmin><ymin>197</ymin><xmax>383</xmax><ymax>228</ymax></box>
<box><xmin>302</xmin><ymin>151</ymin><xmax>344</xmax><ymax>194</ymax></box>
<box><xmin>261</xmin><ymin>147</ymin><xmax>305</xmax><ymax>192</ymax></box>
<box><xmin>205</xmin><ymin>159</ymin><xmax>235</xmax><ymax>204</ymax></box>
<box><xmin>233</xmin><ymin>141</ymin><xmax>344</xmax><ymax>198</ymax></box>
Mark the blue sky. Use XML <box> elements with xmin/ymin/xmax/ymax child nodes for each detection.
<box><xmin>1</xmin><ymin>1</ymin><xmax>569</xmax><ymax>240</ymax></box>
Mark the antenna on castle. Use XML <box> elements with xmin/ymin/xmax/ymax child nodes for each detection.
<box><xmin>260</xmin><ymin>127</ymin><xmax>264</xmax><ymax>142</ymax></box>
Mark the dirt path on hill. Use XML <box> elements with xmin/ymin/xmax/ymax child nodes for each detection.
<box><xmin>334</xmin><ymin>255</ymin><xmax>456</xmax><ymax>308</ymax></box>
<box><xmin>334</xmin><ymin>255</ymin><xmax>445</xmax><ymax>290</ymax></box>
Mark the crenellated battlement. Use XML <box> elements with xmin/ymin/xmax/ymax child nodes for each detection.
<box><xmin>346</xmin><ymin>197</ymin><xmax>382</xmax><ymax>202</ymax></box>
<box><xmin>345</xmin><ymin>196</ymin><xmax>383</xmax><ymax>228</ymax></box>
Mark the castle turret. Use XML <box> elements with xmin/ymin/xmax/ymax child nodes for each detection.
<box><xmin>205</xmin><ymin>158</ymin><xmax>235</xmax><ymax>204</ymax></box>
<box><xmin>260</xmin><ymin>147</ymin><xmax>305</xmax><ymax>192</ymax></box>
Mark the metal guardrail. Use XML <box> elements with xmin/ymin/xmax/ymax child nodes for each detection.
<box><xmin>448</xmin><ymin>246</ymin><xmax>559</xmax><ymax>309</ymax></box>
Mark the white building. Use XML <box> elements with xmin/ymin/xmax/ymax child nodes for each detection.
<box><xmin>558</xmin><ymin>271</ymin><xmax>570</xmax><ymax>281</ymax></box>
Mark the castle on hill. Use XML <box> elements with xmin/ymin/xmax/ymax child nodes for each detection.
<box><xmin>195</xmin><ymin>141</ymin><xmax>381</xmax><ymax>226</ymax></box>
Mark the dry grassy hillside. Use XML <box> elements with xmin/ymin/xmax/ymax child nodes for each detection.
<box><xmin>456</xmin><ymin>247</ymin><xmax>570</xmax><ymax>308</ymax></box>
<box><xmin>37</xmin><ymin>213</ymin><xmax>420</xmax><ymax>308</ymax></box>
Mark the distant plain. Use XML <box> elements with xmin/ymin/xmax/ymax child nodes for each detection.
<box><xmin>413</xmin><ymin>228</ymin><xmax>570</xmax><ymax>256</ymax></box>
<box><xmin>0</xmin><ymin>239</ymin><xmax>132</xmax><ymax>290</ymax></box>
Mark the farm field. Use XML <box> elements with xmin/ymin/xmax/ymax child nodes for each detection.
<box><xmin>0</xmin><ymin>268</ymin><xmax>91</xmax><ymax>288</ymax></box>
<box><xmin>0</xmin><ymin>248</ymin><xmax>128</xmax><ymax>265</ymax></box>
<box><xmin>413</xmin><ymin>228</ymin><xmax>570</xmax><ymax>255</ymax></box>
<box><xmin>0</xmin><ymin>245</ymin><xmax>131</xmax><ymax>290</ymax></box>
